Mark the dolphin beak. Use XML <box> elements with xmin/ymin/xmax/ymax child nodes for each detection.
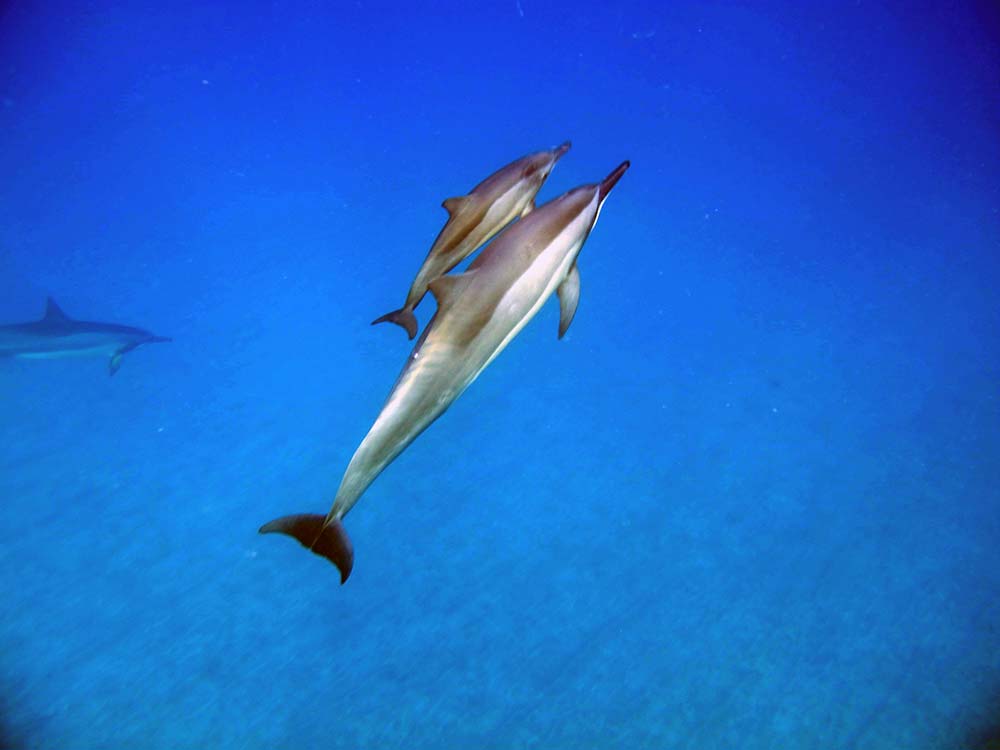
<box><xmin>598</xmin><ymin>160</ymin><xmax>630</xmax><ymax>200</ymax></box>
<box><xmin>552</xmin><ymin>141</ymin><xmax>572</xmax><ymax>160</ymax></box>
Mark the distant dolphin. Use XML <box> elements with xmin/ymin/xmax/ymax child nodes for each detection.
<box><xmin>261</xmin><ymin>160</ymin><xmax>629</xmax><ymax>582</ymax></box>
<box><xmin>0</xmin><ymin>297</ymin><xmax>171</xmax><ymax>375</ymax></box>
<box><xmin>371</xmin><ymin>141</ymin><xmax>572</xmax><ymax>339</ymax></box>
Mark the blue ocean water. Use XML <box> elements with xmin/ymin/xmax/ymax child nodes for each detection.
<box><xmin>1</xmin><ymin>1</ymin><xmax>998</xmax><ymax>747</ymax></box>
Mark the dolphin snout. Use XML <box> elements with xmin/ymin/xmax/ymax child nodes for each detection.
<box><xmin>552</xmin><ymin>141</ymin><xmax>572</xmax><ymax>159</ymax></box>
<box><xmin>598</xmin><ymin>160</ymin><xmax>630</xmax><ymax>199</ymax></box>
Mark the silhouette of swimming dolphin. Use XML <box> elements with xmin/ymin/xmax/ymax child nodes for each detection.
<box><xmin>262</xmin><ymin>160</ymin><xmax>629</xmax><ymax>583</ymax></box>
<box><xmin>0</xmin><ymin>297</ymin><xmax>171</xmax><ymax>375</ymax></box>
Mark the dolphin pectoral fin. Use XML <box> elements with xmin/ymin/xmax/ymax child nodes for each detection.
<box><xmin>260</xmin><ymin>514</ymin><xmax>354</xmax><ymax>583</ymax></box>
<box><xmin>108</xmin><ymin>342</ymin><xmax>140</xmax><ymax>376</ymax></box>
<box><xmin>428</xmin><ymin>270</ymin><xmax>477</xmax><ymax>314</ymax></box>
<box><xmin>557</xmin><ymin>265</ymin><xmax>581</xmax><ymax>339</ymax></box>
<box><xmin>371</xmin><ymin>308</ymin><xmax>419</xmax><ymax>339</ymax></box>
<box><xmin>442</xmin><ymin>195</ymin><xmax>471</xmax><ymax>216</ymax></box>
<box><xmin>108</xmin><ymin>338</ymin><xmax>169</xmax><ymax>375</ymax></box>
<box><xmin>520</xmin><ymin>199</ymin><xmax>535</xmax><ymax>218</ymax></box>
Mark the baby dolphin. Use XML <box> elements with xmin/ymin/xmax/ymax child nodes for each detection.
<box><xmin>261</xmin><ymin>160</ymin><xmax>629</xmax><ymax>583</ymax></box>
<box><xmin>371</xmin><ymin>141</ymin><xmax>572</xmax><ymax>339</ymax></box>
<box><xmin>0</xmin><ymin>297</ymin><xmax>171</xmax><ymax>375</ymax></box>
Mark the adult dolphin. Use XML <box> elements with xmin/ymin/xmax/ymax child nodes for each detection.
<box><xmin>0</xmin><ymin>297</ymin><xmax>171</xmax><ymax>375</ymax></box>
<box><xmin>371</xmin><ymin>141</ymin><xmax>572</xmax><ymax>339</ymax></box>
<box><xmin>262</xmin><ymin>160</ymin><xmax>630</xmax><ymax>583</ymax></box>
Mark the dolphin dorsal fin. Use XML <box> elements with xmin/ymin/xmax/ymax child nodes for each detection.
<box><xmin>44</xmin><ymin>297</ymin><xmax>70</xmax><ymax>321</ymax></box>
<box><xmin>442</xmin><ymin>196</ymin><xmax>471</xmax><ymax>216</ymax></box>
<box><xmin>427</xmin><ymin>271</ymin><xmax>476</xmax><ymax>312</ymax></box>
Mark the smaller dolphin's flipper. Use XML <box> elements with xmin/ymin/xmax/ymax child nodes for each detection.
<box><xmin>260</xmin><ymin>514</ymin><xmax>354</xmax><ymax>584</ymax></box>
<box><xmin>371</xmin><ymin>308</ymin><xmax>419</xmax><ymax>340</ymax></box>
<box><xmin>557</xmin><ymin>265</ymin><xmax>581</xmax><ymax>339</ymax></box>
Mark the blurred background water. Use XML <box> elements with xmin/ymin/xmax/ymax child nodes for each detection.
<box><xmin>0</xmin><ymin>1</ymin><xmax>998</xmax><ymax>748</ymax></box>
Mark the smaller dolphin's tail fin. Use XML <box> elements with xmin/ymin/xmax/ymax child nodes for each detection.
<box><xmin>259</xmin><ymin>514</ymin><xmax>354</xmax><ymax>583</ymax></box>
<box><xmin>371</xmin><ymin>308</ymin><xmax>418</xmax><ymax>340</ymax></box>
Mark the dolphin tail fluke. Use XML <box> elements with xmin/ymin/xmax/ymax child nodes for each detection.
<box><xmin>259</xmin><ymin>514</ymin><xmax>354</xmax><ymax>583</ymax></box>
<box><xmin>371</xmin><ymin>308</ymin><xmax>418</xmax><ymax>340</ymax></box>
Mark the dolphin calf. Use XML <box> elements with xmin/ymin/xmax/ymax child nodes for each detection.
<box><xmin>0</xmin><ymin>297</ymin><xmax>171</xmax><ymax>375</ymax></box>
<box><xmin>371</xmin><ymin>141</ymin><xmax>572</xmax><ymax>339</ymax></box>
<box><xmin>261</xmin><ymin>160</ymin><xmax>629</xmax><ymax>582</ymax></box>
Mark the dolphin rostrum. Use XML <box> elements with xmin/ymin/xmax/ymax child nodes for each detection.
<box><xmin>371</xmin><ymin>141</ymin><xmax>572</xmax><ymax>339</ymax></box>
<box><xmin>261</xmin><ymin>160</ymin><xmax>629</xmax><ymax>582</ymax></box>
<box><xmin>0</xmin><ymin>297</ymin><xmax>171</xmax><ymax>375</ymax></box>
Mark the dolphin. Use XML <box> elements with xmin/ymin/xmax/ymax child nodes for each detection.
<box><xmin>261</xmin><ymin>160</ymin><xmax>629</xmax><ymax>582</ymax></box>
<box><xmin>0</xmin><ymin>297</ymin><xmax>171</xmax><ymax>375</ymax></box>
<box><xmin>371</xmin><ymin>141</ymin><xmax>572</xmax><ymax>339</ymax></box>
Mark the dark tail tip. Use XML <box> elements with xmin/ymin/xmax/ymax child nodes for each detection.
<box><xmin>260</xmin><ymin>513</ymin><xmax>354</xmax><ymax>583</ymax></box>
<box><xmin>553</xmin><ymin>141</ymin><xmax>572</xmax><ymax>159</ymax></box>
<box><xmin>371</xmin><ymin>308</ymin><xmax>418</xmax><ymax>340</ymax></box>
<box><xmin>599</xmin><ymin>160</ymin><xmax>630</xmax><ymax>200</ymax></box>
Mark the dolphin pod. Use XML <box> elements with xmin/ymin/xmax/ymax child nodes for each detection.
<box><xmin>261</xmin><ymin>150</ymin><xmax>630</xmax><ymax>583</ymax></box>
<box><xmin>372</xmin><ymin>142</ymin><xmax>572</xmax><ymax>339</ymax></box>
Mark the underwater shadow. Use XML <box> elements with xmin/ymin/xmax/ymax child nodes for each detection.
<box><xmin>0</xmin><ymin>665</ymin><xmax>37</xmax><ymax>750</ymax></box>
<box><xmin>967</xmin><ymin>720</ymin><xmax>1000</xmax><ymax>750</ymax></box>
<box><xmin>965</xmin><ymin>682</ymin><xmax>1000</xmax><ymax>750</ymax></box>
<box><xmin>0</xmin><ymin>696</ymin><xmax>26</xmax><ymax>750</ymax></box>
